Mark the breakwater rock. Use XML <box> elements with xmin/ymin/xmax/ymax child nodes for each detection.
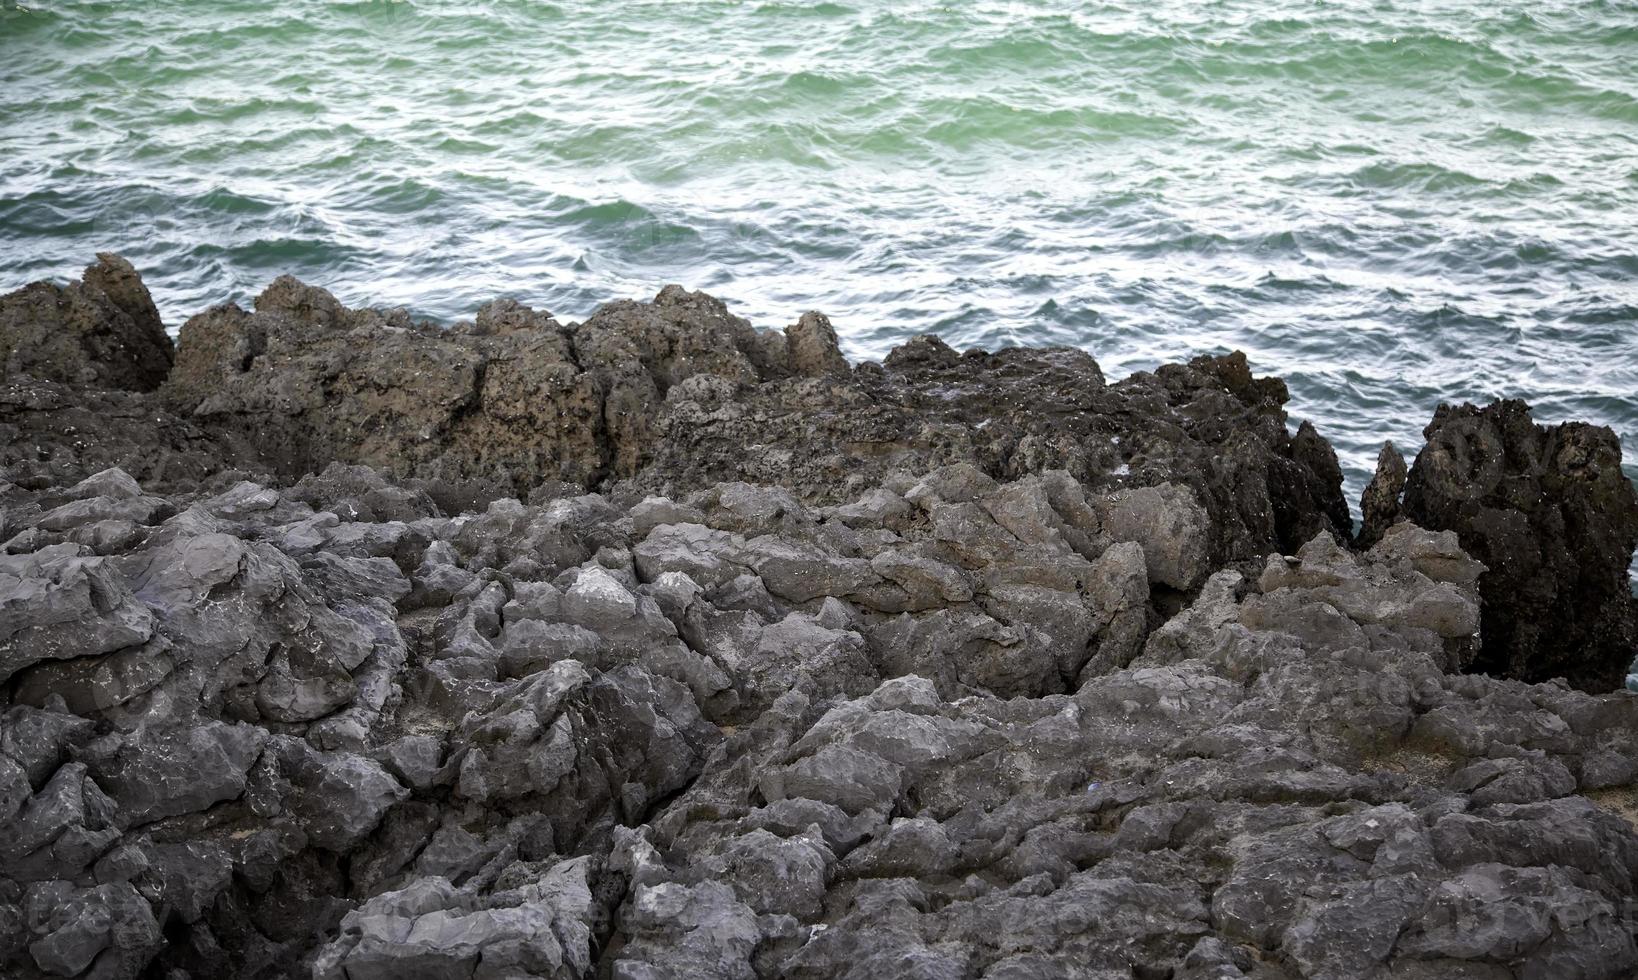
<box><xmin>1</xmin><ymin>258</ymin><xmax>1637</xmax><ymax>979</ymax></box>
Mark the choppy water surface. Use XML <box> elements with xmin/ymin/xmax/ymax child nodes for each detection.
<box><xmin>3</xmin><ymin>0</ymin><xmax>1637</xmax><ymax>508</ymax></box>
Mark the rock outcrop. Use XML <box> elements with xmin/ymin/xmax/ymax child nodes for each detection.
<box><xmin>155</xmin><ymin>275</ymin><xmax>1350</xmax><ymax>571</ymax></box>
<box><xmin>1400</xmin><ymin>400</ymin><xmax>1638</xmax><ymax>692</ymax></box>
<box><xmin>2</xmin><ymin>256</ymin><xmax>1637</xmax><ymax>980</ymax></box>
<box><xmin>0</xmin><ymin>254</ymin><xmax>172</xmax><ymax>392</ymax></box>
<box><xmin>0</xmin><ymin>375</ymin><xmax>259</xmax><ymax>492</ymax></box>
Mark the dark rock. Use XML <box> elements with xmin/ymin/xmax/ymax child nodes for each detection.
<box><xmin>0</xmin><ymin>376</ymin><xmax>259</xmax><ymax>492</ymax></box>
<box><xmin>1403</xmin><ymin>399</ymin><xmax>1638</xmax><ymax>691</ymax></box>
<box><xmin>272</xmin><ymin>738</ymin><xmax>406</xmax><ymax>852</ymax></box>
<box><xmin>0</xmin><ymin>254</ymin><xmax>172</xmax><ymax>392</ymax></box>
<box><xmin>0</xmin><ymin>544</ymin><xmax>155</xmax><ymax>686</ymax></box>
<box><xmin>1358</xmin><ymin>440</ymin><xmax>1407</xmax><ymax>549</ymax></box>
<box><xmin>143</xmin><ymin>270</ymin><xmax>1350</xmax><ymax>570</ymax></box>
<box><xmin>784</xmin><ymin>311</ymin><xmax>850</xmax><ymax>377</ymax></box>
<box><xmin>311</xmin><ymin>861</ymin><xmax>597</xmax><ymax>980</ymax></box>
<box><xmin>84</xmin><ymin>722</ymin><xmax>266</xmax><ymax>826</ymax></box>
<box><xmin>22</xmin><ymin>880</ymin><xmax>161</xmax><ymax>978</ymax></box>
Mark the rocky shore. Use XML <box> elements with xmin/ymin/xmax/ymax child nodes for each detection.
<box><xmin>2</xmin><ymin>255</ymin><xmax>1637</xmax><ymax>979</ymax></box>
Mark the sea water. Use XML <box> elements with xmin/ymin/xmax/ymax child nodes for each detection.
<box><xmin>3</xmin><ymin>0</ymin><xmax>1636</xmax><ymax>524</ymax></box>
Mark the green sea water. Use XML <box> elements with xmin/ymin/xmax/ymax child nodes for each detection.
<box><xmin>3</xmin><ymin>0</ymin><xmax>1637</xmax><ymax>511</ymax></box>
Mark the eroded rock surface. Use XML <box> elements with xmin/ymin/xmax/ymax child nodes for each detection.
<box><xmin>0</xmin><ymin>463</ymin><xmax>1634</xmax><ymax>980</ymax></box>
<box><xmin>1401</xmin><ymin>400</ymin><xmax>1638</xmax><ymax>692</ymax></box>
<box><xmin>146</xmin><ymin>273</ymin><xmax>1352</xmax><ymax>571</ymax></box>
<box><xmin>0</xmin><ymin>254</ymin><xmax>172</xmax><ymax>392</ymax></box>
<box><xmin>2</xmin><ymin>257</ymin><xmax>1637</xmax><ymax>980</ymax></box>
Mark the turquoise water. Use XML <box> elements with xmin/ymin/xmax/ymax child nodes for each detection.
<box><xmin>3</xmin><ymin>0</ymin><xmax>1638</xmax><ymax>511</ymax></box>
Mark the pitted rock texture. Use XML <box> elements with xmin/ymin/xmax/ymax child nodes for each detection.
<box><xmin>0</xmin><ymin>254</ymin><xmax>172</xmax><ymax>393</ymax></box>
<box><xmin>151</xmin><ymin>272</ymin><xmax>1350</xmax><ymax>570</ymax></box>
<box><xmin>3</xmin><ymin>256</ymin><xmax>1638</xmax><ymax>980</ymax></box>
<box><xmin>0</xmin><ymin>463</ymin><xmax>1636</xmax><ymax>980</ymax></box>
<box><xmin>1401</xmin><ymin>399</ymin><xmax>1638</xmax><ymax>692</ymax></box>
<box><xmin>0</xmin><ymin>372</ymin><xmax>264</xmax><ymax>495</ymax></box>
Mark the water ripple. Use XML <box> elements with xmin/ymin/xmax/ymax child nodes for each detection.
<box><xmin>1</xmin><ymin>0</ymin><xmax>1636</xmax><ymax>518</ymax></box>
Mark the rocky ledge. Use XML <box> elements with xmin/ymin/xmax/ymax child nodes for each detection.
<box><xmin>0</xmin><ymin>256</ymin><xmax>1636</xmax><ymax>979</ymax></box>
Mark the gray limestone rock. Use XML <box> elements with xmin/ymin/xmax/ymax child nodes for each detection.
<box><xmin>1094</xmin><ymin>482</ymin><xmax>1210</xmax><ymax>590</ymax></box>
<box><xmin>0</xmin><ymin>544</ymin><xmax>155</xmax><ymax>685</ymax></box>
<box><xmin>85</xmin><ymin>722</ymin><xmax>266</xmax><ymax>826</ymax></box>
<box><xmin>0</xmin><ymin>260</ymin><xmax>1635</xmax><ymax>980</ymax></box>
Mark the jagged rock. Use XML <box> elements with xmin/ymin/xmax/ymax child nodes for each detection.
<box><xmin>273</xmin><ymin>738</ymin><xmax>406</xmax><ymax>851</ymax></box>
<box><xmin>0</xmin><ymin>544</ymin><xmax>155</xmax><ymax>685</ymax></box>
<box><xmin>0</xmin><ymin>254</ymin><xmax>172</xmax><ymax>392</ymax></box>
<box><xmin>612</xmin><ymin>880</ymin><xmax>761</xmax><ymax>979</ymax></box>
<box><xmin>1358</xmin><ymin>441</ymin><xmax>1407</xmax><ymax>549</ymax></box>
<box><xmin>83</xmin><ymin>722</ymin><xmax>266</xmax><ymax>826</ymax></box>
<box><xmin>1</xmin><ymin>760</ymin><xmax>122</xmax><ymax>881</ymax></box>
<box><xmin>311</xmin><ymin>860</ymin><xmax>597</xmax><ymax>980</ymax></box>
<box><xmin>0</xmin><ymin>260</ymin><xmax>1635</xmax><ymax>980</ymax></box>
<box><xmin>559</xmin><ymin>566</ymin><xmax>638</xmax><ymax>628</ymax></box>
<box><xmin>612</xmin><ymin>505</ymin><xmax>1638</xmax><ymax>978</ymax></box>
<box><xmin>82</xmin><ymin>263</ymin><xmax>1348</xmax><ymax>573</ymax></box>
<box><xmin>1093</xmin><ymin>482</ymin><xmax>1209</xmax><ymax>590</ymax></box>
<box><xmin>21</xmin><ymin>880</ymin><xmax>161</xmax><ymax>979</ymax></box>
<box><xmin>289</xmin><ymin>463</ymin><xmax>441</xmax><ymax>523</ymax></box>
<box><xmin>695</xmin><ymin>827</ymin><xmax>834</xmax><ymax>918</ymax></box>
<box><xmin>784</xmin><ymin>311</ymin><xmax>850</xmax><ymax>377</ymax></box>
<box><xmin>57</xmin><ymin>468</ymin><xmax>143</xmax><ymax>503</ymax></box>
<box><xmin>0</xmin><ymin>375</ymin><xmax>258</xmax><ymax>493</ymax></box>
<box><xmin>1077</xmin><ymin>541</ymin><xmax>1151</xmax><ymax>679</ymax></box>
<box><xmin>1403</xmin><ymin>399</ymin><xmax>1638</xmax><ymax>691</ymax></box>
<box><xmin>725</xmin><ymin>609</ymin><xmax>878</xmax><ymax>718</ymax></box>
<box><xmin>372</xmin><ymin>735</ymin><xmax>445</xmax><ymax>792</ymax></box>
<box><xmin>838</xmin><ymin>815</ymin><xmax>958</xmax><ymax>878</ymax></box>
<box><xmin>0</xmin><ymin>460</ymin><xmax>1630</xmax><ymax>980</ymax></box>
<box><xmin>161</xmin><ymin>279</ymin><xmax>781</xmax><ymax>495</ymax></box>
